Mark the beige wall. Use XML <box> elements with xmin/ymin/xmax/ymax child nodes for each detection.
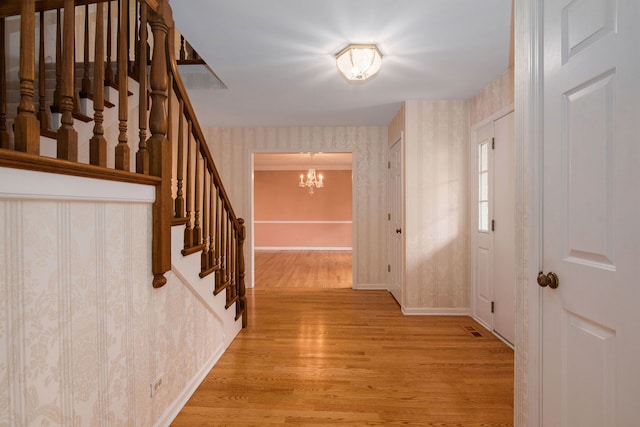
<box><xmin>254</xmin><ymin>170</ymin><xmax>352</xmax><ymax>248</ymax></box>
<box><xmin>0</xmin><ymin>170</ymin><xmax>229</xmax><ymax>426</ymax></box>
<box><xmin>470</xmin><ymin>68</ymin><xmax>514</xmax><ymax>126</ymax></box>
<box><xmin>204</xmin><ymin>126</ymin><xmax>388</xmax><ymax>289</ymax></box>
<box><xmin>404</xmin><ymin>100</ymin><xmax>470</xmax><ymax>312</ymax></box>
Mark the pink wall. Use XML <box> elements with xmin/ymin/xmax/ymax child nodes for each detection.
<box><xmin>254</xmin><ymin>170</ymin><xmax>352</xmax><ymax>248</ymax></box>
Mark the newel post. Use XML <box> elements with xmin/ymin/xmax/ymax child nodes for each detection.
<box><xmin>148</xmin><ymin>1</ymin><xmax>173</xmax><ymax>288</ymax></box>
<box><xmin>236</xmin><ymin>218</ymin><xmax>247</xmax><ymax>327</ymax></box>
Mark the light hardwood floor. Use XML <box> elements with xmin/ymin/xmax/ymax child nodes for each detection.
<box><xmin>254</xmin><ymin>250</ymin><xmax>352</xmax><ymax>288</ymax></box>
<box><xmin>172</xmin><ymin>288</ymin><xmax>514</xmax><ymax>426</ymax></box>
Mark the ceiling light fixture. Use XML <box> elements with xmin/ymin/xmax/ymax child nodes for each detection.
<box><xmin>298</xmin><ymin>153</ymin><xmax>324</xmax><ymax>195</ymax></box>
<box><xmin>335</xmin><ymin>44</ymin><xmax>382</xmax><ymax>82</ymax></box>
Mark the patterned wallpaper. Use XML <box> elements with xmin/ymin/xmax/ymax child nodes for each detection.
<box><xmin>404</xmin><ymin>100</ymin><xmax>470</xmax><ymax>311</ymax></box>
<box><xmin>0</xmin><ymin>170</ymin><xmax>231</xmax><ymax>426</ymax></box>
<box><xmin>203</xmin><ymin>126</ymin><xmax>389</xmax><ymax>289</ymax></box>
<box><xmin>470</xmin><ymin>68</ymin><xmax>515</xmax><ymax>126</ymax></box>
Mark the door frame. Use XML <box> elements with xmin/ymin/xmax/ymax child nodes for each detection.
<box><xmin>470</xmin><ymin>106</ymin><xmax>514</xmax><ymax>346</ymax></box>
<box><xmin>247</xmin><ymin>149</ymin><xmax>356</xmax><ymax>290</ymax></box>
<box><xmin>515</xmin><ymin>0</ymin><xmax>543</xmax><ymax>424</ymax></box>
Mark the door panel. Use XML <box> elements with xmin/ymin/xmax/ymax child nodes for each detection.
<box><xmin>493</xmin><ymin>112</ymin><xmax>515</xmax><ymax>344</ymax></box>
<box><xmin>389</xmin><ymin>137</ymin><xmax>403</xmax><ymax>305</ymax></box>
<box><xmin>474</xmin><ymin>122</ymin><xmax>493</xmax><ymax>327</ymax></box>
<box><xmin>542</xmin><ymin>0</ymin><xmax>640</xmax><ymax>424</ymax></box>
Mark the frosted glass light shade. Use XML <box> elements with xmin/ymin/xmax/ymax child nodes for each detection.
<box><xmin>335</xmin><ymin>44</ymin><xmax>382</xmax><ymax>81</ymax></box>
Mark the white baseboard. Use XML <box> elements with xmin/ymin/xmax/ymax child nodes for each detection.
<box><xmin>255</xmin><ymin>246</ymin><xmax>352</xmax><ymax>251</ymax></box>
<box><xmin>353</xmin><ymin>283</ymin><xmax>388</xmax><ymax>290</ymax></box>
<box><xmin>402</xmin><ymin>307</ymin><xmax>470</xmax><ymax>316</ymax></box>
<box><xmin>154</xmin><ymin>343</ymin><xmax>225</xmax><ymax>427</ymax></box>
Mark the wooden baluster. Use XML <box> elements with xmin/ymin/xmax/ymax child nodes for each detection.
<box><xmin>115</xmin><ymin>0</ymin><xmax>130</xmax><ymax>170</ymax></box>
<box><xmin>208</xmin><ymin>178</ymin><xmax>216</xmax><ymax>268</ymax></box>
<box><xmin>90</xmin><ymin>2</ymin><xmax>107</xmax><ymax>167</ymax></box>
<box><xmin>126</xmin><ymin>0</ymin><xmax>132</xmax><ymax>75</ymax></box>
<box><xmin>136</xmin><ymin>1</ymin><xmax>149</xmax><ymax>174</ymax></box>
<box><xmin>105</xmin><ymin>1</ymin><xmax>113</xmax><ymax>85</ymax></box>
<box><xmin>216</xmin><ymin>204</ymin><xmax>225</xmax><ymax>292</ymax></box>
<box><xmin>79</xmin><ymin>5</ymin><xmax>91</xmax><ymax>98</ymax></box>
<box><xmin>201</xmin><ymin>167</ymin><xmax>210</xmax><ymax>272</ymax></box>
<box><xmin>148</xmin><ymin>7</ymin><xmax>172</xmax><ymax>288</ymax></box>
<box><xmin>37</xmin><ymin>11</ymin><xmax>49</xmax><ymax>132</ymax></box>
<box><xmin>114</xmin><ymin>0</ymin><xmax>120</xmax><ymax>82</ymax></box>
<box><xmin>214</xmin><ymin>190</ymin><xmax>221</xmax><ymax>268</ymax></box>
<box><xmin>184</xmin><ymin>120</ymin><xmax>193</xmax><ymax>248</ymax></box>
<box><xmin>179</xmin><ymin>35</ymin><xmax>185</xmax><ymax>60</ymax></box>
<box><xmin>174</xmin><ymin>100</ymin><xmax>185</xmax><ymax>217</ymax></box>
<box><xmin>51</xmin><ymin>9</ymin><xmax>62</xmax><ymax>114</ymax></box>
<box><xmin>14</xmin><ymin>0</ymin><xmax>40</xmax><ymax>154</ymax></box>
<box><xmin>224</xmin><ymin>213</ymin><xmax>230</xmax><ymax>286</ymax></box>
<box><xmin>236</xmin><ymin>218</ymin><xmax>247</xmax><ymax>326</ymax></box>
<box><xmin>56</xmin><ymin>0</ymin><xmax>77</xmax><ymax>160</ymax></box>
<box><xmin>132</xmin><ymin>2</ymin><xmax>139</xmax><ymax>76</ymax></box>
<box><xmin>193</xmin><ymin>138</ymin><xmax>202</xmax><ymax>246</ymax></box>
<box><xmin>0</xmin><ymin>18</ymin><xmax>10</xmax><ymax>149</ymax></box>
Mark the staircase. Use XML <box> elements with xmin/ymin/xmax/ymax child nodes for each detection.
<box><xmin>1</xmin><ymin>2</ymin><xmax>246</xmax><ymax>326</ymax></box>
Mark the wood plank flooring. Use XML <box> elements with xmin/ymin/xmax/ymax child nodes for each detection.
<box><xmin>254</xmin><ymin>250</ymin><xmax>352</xmax><ymax>288</ymax></box>
<box><xmin>172</xmin><ymin>288</ymin><xmax>514</xmax><ymax>426</ymax></box>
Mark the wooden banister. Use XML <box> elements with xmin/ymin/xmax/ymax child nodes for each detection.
<box><xmin>1</xmin><ymin>0</ymin><xmax>246</xmax><ymax>323</ymax></box>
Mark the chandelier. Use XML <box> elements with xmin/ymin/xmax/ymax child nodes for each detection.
<box><xmin>335</xmin><ymin>44</ymin><xmax>382</xmax><ymax>82</ymax></box>
<box><xmin>298</xmin><ymin>153</ymin><xmax>324</xmax><ymax>195</ymax></box>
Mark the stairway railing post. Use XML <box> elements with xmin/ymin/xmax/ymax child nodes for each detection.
<box><xmin>0</xmin><ymin>18</ymin><xmax>10</xmax><ymax>149</ymax></box>
<box><xmin>90</xmin><ymin>1</ymin><xmax>107</xmax><ymax>167</ymax></box>
<box><xmin>14</xmin><ymin>0</ymin><xmax>40</xmax><ymax>154</ymax></box>
<box><xmin>148</xmin><ymin>0</ymin><xmax>173</xmax><ymax>288</ymax></box>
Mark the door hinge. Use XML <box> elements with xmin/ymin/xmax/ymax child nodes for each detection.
<box><xmin>491</xmin><ymin>137</ymin><xmax>495</xmax><ymax>149</ymax></box>
<box><xmin>388</xmin><ymin>264</ymin><xmax>391</xmax><ymax>272</ymax></box>
<box><xmin>491</xmin><ymin>219</ymin><xmax>495</xmax><ymax>231</ymax></box>
<box><xmin>491</xmin><ymin>301</ymin><xmax>495</xmax><ymax>313</ymax></box>
<box><xmin>388</xmin><ymin>213</ymin><xmax>391</xmax><ymax>221</ymax></box>
<box><xmin>388</xmin><ymin>161</ymin><xmax>391</xmax><ymax>169</ymax></box>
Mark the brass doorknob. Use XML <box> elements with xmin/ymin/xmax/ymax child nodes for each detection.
<box><xmin>537</xmin><ymin>271</ymin><xmax>559</xmax><ymax>289</ymax></box>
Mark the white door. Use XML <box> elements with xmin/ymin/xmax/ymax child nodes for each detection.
<box><xmin>492</xmin><ymin>112</ymin><xmax>515</xmax><ymax>345</ymax></box>
<box><xmin>473</xmin><ymin>112</ymin><xmax>516</xmax><ymax>344</ymax></box>
<box><xmin>542</xmin><ymin>0</ymin><xmax>640</xmax><ymax>425</ymax></box>
<box><xmin>474</xmin><ymin>122</ymin><xmax>494</xmax><ymax>327</ymax></box>
<box><xmin>388</xmin><ymin>136</ymin><xmax>403</xmax><ymax>305</ymax></box>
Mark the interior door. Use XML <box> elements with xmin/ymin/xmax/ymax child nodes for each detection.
<box><xmin>542</xmin><ymin>0</ymin><xmax>640</xmax><ymax>425</ymax></box>
<box><xmin>474</xmin><ymin>122</ymin><xmax>494</xmax><ymax>327</ymax></box>
<box><xmin>388</xmin><ymin>137</ymin><xmax>403</xmax><ymax>305</ymax></box>
<box><xmin>492</xmin><ymin>112</ymin><xmax>515</xmax><ymax>344</ymax></box>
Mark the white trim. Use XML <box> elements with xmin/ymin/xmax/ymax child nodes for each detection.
<box><xmin>255</xmin><ymin>246</ymin><xmax>352</xmax><ymax>251</ymax></box>
<box><xmin>255</xmin><ymin>164</ymin><xmax>352</xmax><ymax>171</ymax></box>
<box><xmin>255</xmin><ymin>220</ymin><xmax>352</xmax><ymax>224</ymax></box>
<box><xmin>154</xmin><ymin>344</ymin><xmax>225</xmax><ymax>427</ymax></box>
<box><xmin>401</xmin><ymin>307</ymin><xmax>471</xmax><ymax>316</ymax></box>
<box><xmin>352</xmin><ymin>283</ymin><xmax>387</xmax><ymax>290</ymax></box>
<box><xmin>0</xmin><ymin>167</ymin><xmax>155</xmax><ymax>203</ymax></box>
<box><xmin>516</xmin><ymin>0</ymin><xmax>542</xmax><ymax>424</ymax></box>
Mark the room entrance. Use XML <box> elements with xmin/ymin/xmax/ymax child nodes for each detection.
<box><xmin>251</xmin><ymin>152</ymin><xmax>353</xmax><ymax>288</ymax></box>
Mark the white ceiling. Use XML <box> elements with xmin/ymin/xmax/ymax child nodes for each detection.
<box><xmin>170</xmin><ymin>0</ymin><xmax>512</xmax><ymax>128</ymax></box>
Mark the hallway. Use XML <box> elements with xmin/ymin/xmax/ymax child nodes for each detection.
<box><xmin>171</xmin><ymin>288</ymin><xmax>514</xmax><ymax>426</ymax></box>
<box><xmin>254</xmin><ymin>250</ymin><xmax>352</xmax><ymax>288</ymax></box>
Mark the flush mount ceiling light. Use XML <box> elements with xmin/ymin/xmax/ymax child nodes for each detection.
<box><xmin>335</xmin><ymin>44</ymin><xmax>382</xmax><ymax>82</ymax></box>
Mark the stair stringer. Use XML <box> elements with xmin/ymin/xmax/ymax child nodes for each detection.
<box><xmin>170</xmin><ymin>224</ymin><xmax>243</xmax><ymax>349</ymax></box>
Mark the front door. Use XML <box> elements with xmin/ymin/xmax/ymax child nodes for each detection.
<box><xmin>541</xmin><ymin>0</ymin><xmax>640</xmax><ymax>424</ymax></box>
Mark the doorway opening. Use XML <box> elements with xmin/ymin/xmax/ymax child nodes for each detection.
<box><xmin>252</xmin><ymin>152</ymin><xmax>353</xmax><ymax>288</ymax></box>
